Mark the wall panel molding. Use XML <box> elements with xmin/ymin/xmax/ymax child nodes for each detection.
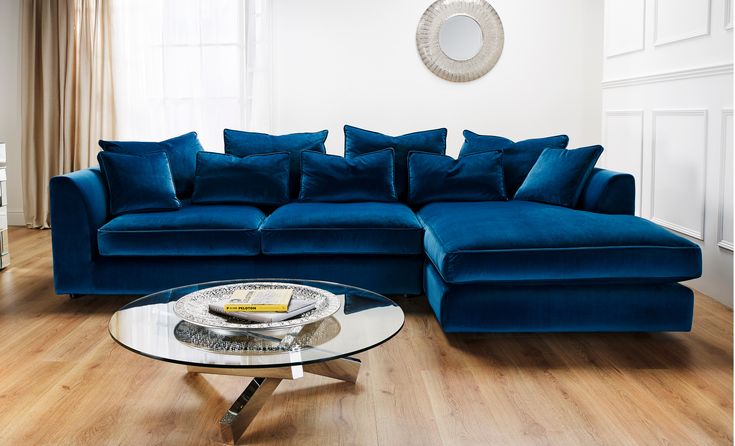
<box><xmin>651</xmin><ymin>218</ymin><xmax>705</xmax><ymax>240</ymax></box>
<box><xmin>604</xmin><ymin>0</ymin><xmax>646</xmax><ymax>58</ymax></box>
<box><xmin>651</xmin><ymin>109</ymin><xmax>708</xmax><ymax>240</ymax></box>
<box><xmin>653</xmin><ymin>0</ymin><xmax>711</xmax><ymax>47</ymax></box>
<box><xmin>726</xmin><ymin>0</ymin><xmax>734</xmax><ymax>30</ymax></box>
<box><xmin>603</xmin><ymin>110</ymin><xmax>644</xmax><ymax>215</ymax></box>
<box><xmin>601</xmin><ymin>63</ymin><xmax>733</xmax><ymax>89</ymax></box>
<box><xmin>718</xmin><ymin>109</ymin><xmax>734</xmax><ymax>251</ymax></box>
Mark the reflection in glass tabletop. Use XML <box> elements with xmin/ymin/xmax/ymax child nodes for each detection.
<box><xmin>109</xmin><ymin>279</ymin><xmax>405</xmax><ymax>369</ymax></box>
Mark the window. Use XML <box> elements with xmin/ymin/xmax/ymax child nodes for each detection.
<box><xmin>112</xmin><ymin>0</ymin><xmax>271</xmax><ymax>150</ymax></box>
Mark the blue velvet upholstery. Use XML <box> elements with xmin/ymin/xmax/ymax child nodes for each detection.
<box><xmin>577</xmin><ymin>168</ymin><xmax>636</xmax><ymax>215</ymax></box>
<box><xmin>418</xmin><ymin>200</ymin><xmax>702</xmax><ymax>284</ymax></box>
<box><xmin>50</xmin><ymin>164</ymin><xmax>701</xmax><ymax>334</ymax></box>
<box><xmin>344</xmin><ymin>125</ymin><xmax>447</xmax><ymax>199</ymax></box>
<box><xmin>223</xmin><ymin>129</ymin><xmax>328</xmax><ymax>197</ymax></box>
<box><xmin>261</xmin><ymin>202</ymin><xmax>423</xmax><ymax>255</ymax></box>
<box><xmin>50</xmin><ymin>168</ymin><xmax>422</xmax><ymax>295</ymax></box>
<box><xmin>299</xmin><ymin>149</ymin><xmax>397</xmax><ymax>202</ymax></box>
<box><xmin>407</xmin><ymin>151</ymin><xmax>506</xmax><ymax>205</ymax></box>
<box><xmin>50</xmin><ymin>167</ymin><xmax>109</xmax><ymax>293</ymax></box>
<box><xmin>97</xmin><ymin>151</ymin><xmax>181</xmax><ymax>215</ymax></box>
<box><xmin>459</xmin><ymin>131</ymin><xmax>570</xmax><ymax>196</ymax></box>
<box><xmin>58</xmin><ymin>254</ymin><xmax>423</xmax><ymax>296</ymax></box>
<box><xmin>515</xmin><ymin>145</ymin><xmax>604</xmax><ymax>207</ymax></box>
<box><xmin>98</xmin><ymin>202</ymin><xmax>264</xmax><ymax>256</ymax></box>
<box><xmin>424</xmin><ymin>262</ymin><xmax>694</xmax><ymax>332</ymax></box>
<box><xmin>459</xmin><ymin>132</ymin><xmax>513</xmax><ymax>151</ymax></box>
<box><xmin>192</xmin><ymin>151</ymin><xmax>290</xmax><ymax>206</ymax></box>
<box><xmin>99</xmin><ymin>132</ymin><xmax>203</xmax><ymax>197</ymax></box>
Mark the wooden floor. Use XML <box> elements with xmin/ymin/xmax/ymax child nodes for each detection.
<box><xmin>0</xmin><ymin>227</ymin><xmax>732</xmax><ymax>445</ymax></box>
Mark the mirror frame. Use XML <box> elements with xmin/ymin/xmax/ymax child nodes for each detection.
<box><xmin>416</xmin><ymin>0</ymin><xmax>504</xmax><ymax>82</ymax></box>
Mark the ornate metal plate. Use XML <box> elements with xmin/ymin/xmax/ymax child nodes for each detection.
<box><xmin>173</xmin><ymin>282</ymin><xmax>341</xmax><ymax>331</ymax></box>
<box><xmin>173</xmin><ymin>316</ymin><xmax>342</xmax><ymax>354</ymax></box>
<box><xmin>416</xmin><ymin>0</ymin><xmax>504</xmax><ymax>82</ymax></box>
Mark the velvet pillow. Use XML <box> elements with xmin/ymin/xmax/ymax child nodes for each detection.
<box><xmin>223</xmin><ymin>129</ymin><xmax>328</xmax><ymax>197</ymax></box>
<box><xmin>514</xmin><ymin>145</ymin><xmax>604</xmax><ymax>207</ymax></box>
<box><xmin>344</xmin><ymin>125</ymin><xmax>447</xmax><ymax>199</ymax></box>
<box><xmin>407</xmin><ymin>151</ymin><xmax>507</xmax><ymax>206</ymax></box>
<box><xmin>459</xmin><ymin>131</ymin><xmax>570</xmax><ymax>196</ymax></box>
<box><xmin>99</xmin><ymin>132</ymin><xmax>203</xmax><ymax>197</ymax></box>
<box><xmin>191</xmin><ymin>151</ymin><xmax>290</xmax><ymax>206</ymax></box>
<box><xmin>97</xmin><ymin>151</ymin><xmax>181</xmax><ymax>216</ymax></box>
<box><xmin>299</xmin><ymin>149</ymin><xmax>397</xmax><ymax>202</ymax></box>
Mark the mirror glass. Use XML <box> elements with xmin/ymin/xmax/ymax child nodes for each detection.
<box><xmin>438</xmin><ymin>14</ymin><xmax>483</xmax><ymax>61</ymax></box>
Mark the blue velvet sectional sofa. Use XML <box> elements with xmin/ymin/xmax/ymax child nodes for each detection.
<box><xmin>50</xmin><ymin>163</ymin><xmax>702</xmax><ymax>332</ymax></box>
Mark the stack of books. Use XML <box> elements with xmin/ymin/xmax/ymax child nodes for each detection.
<box><xmin>208</xmin><ymin>288</ymin><xmax>315</xmax><ymax>323</ymax></box>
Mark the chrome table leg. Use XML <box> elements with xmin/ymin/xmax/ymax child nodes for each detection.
<box><xmin>219</xmin><ymin>377</ymin><xmax>282</xmax><ymax>444</ymax></box>
<box><xmin>190</xmin><ymin>356</ymin><xmax>361</xmax><ymax>444</ymax></box>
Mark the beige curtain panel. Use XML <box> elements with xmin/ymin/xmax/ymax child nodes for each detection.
<box><xmin>21</xmin><ymin>0</ymin><xmax>115</xmax><ymax>228</ymax></box>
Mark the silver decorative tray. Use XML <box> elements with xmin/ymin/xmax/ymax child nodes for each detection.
<box><xmin>173</xmin><ymin>282</ymin><xmax>341</xmax><ymax>331</ymax></box>
<box><xmin>173</xmin><ymin>317</ymin><xmax>342</xmax><ymax>354</ymax></box>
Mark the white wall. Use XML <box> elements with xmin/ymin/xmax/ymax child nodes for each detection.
<box><xmin>0</xmin><ymin>0</ymin><xmax>23</xmax><ymax>226</ymax></box>
<box><xmin>601</xmin><ymin>0</ymin><xmax>733</xmax><ymax>306</ymax></box>
<box><xmin>272</xmin><ymin>0</ymin><xmax>604</xmax><ymax>156</ymax></box>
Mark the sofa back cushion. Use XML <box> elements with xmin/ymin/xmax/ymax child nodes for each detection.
<box><xmin>344</xmin><ymin>125</ymin><xmax>447</xmax><ymax>199</ymax></box>
<box><xmin>191</xmin><ymin>151</ymin><xmax>290</xmax><ymax>206</ymax></box>
<box><xmin>299</xmin><ymin>149</ymin><xmax>397</xmax><ymax>202</ymax></box>
<box><xmin>407</xmin><ymin>151</ymin><xmax>507</xmax><ymax>206</ymax></box>
<box><xmin>515</xmin><ymin>145</ymin><xmax>604</xmax><ymax>207</ymax></box>
<box><xmin>223</xmin><ymin>129</ymin><xmax>328</xmax><ymax>198</ymax></box>
<box><xmin>99</xmin><ymin>132</ymin><xmax>203</xmax><ymax>197</ymax></box>
<box><xmin>97</xmin><ymin>151</ymin><xmax>181</xmax><ymax>216</ymax></box>
<box><xmin>459</xmin><ymin>131</ymin><xmax>569</xmax><ymax>196</ymax></box>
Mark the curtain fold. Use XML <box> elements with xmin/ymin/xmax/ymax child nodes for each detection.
<box><xmin>21</xmin><ymin>0</ymin><xmax>115</xmax><ymax>228</ymax></box>
<box><xmin>21</xmin><ymin>0</ymin><xmax>271</xmax><ymax>228</ymax></box>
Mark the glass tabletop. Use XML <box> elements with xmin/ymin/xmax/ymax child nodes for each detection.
<box><xmin>108</xmin><ymin>279</ymin><xmax>405</xmax><ymax>369</ymax></box>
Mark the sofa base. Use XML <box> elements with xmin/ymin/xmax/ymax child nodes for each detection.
<box><xmin>54</xmin><ymin>255</ymin><xmax>423</xmax><ymax>296</ymax></box>
<box><xmin>424</xmin><ymin>262</ymin><xmax>694</xmax><ymax>333</ymax></box>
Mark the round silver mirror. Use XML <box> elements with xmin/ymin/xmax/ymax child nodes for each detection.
<box><xmin>439</xmin><ymin>15</ymin><xmax>483</xmax><ymax>61</ymax></box>
<box><xmin>416</xmin><ymin>0</ymin><xmax>504</xmax><ymax>82</ymax></box>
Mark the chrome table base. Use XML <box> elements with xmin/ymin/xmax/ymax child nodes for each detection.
<box><xmin>187</xmin><ymin>357</ymin><xmax>362</xmax><ymax>445</ymax></box>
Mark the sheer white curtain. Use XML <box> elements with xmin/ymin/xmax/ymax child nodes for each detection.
<box><xmin>110</xmin><ymin>0</ymin><xmax>272</xmax><ymax>150</ymax></box>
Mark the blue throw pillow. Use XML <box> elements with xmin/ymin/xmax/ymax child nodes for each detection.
<box><xmin>191</xmin><ymin>151</ymin><xmax>290</xmax><ymax>206</ymax></box>
<box><xmin>97</xmin><ymin>151</ymin><xmax>181</xmax><ymax>216</ymax></box>
<box><xmin>344</xmin><ymin>125</ymin><xmax>447</xmax><ymax>199</ymax></box>
<box><xmin>223</xmin><ymin>129</ymin><xmax>328</xmax><ymax>197</ymax></box>
<box><xmin>514</xmin><ymin>145</ymin><xmax>604</xmax><ymax>207</ymax></box>
<box><xmin>459</xmin><ymin>131</ymin><xmax>569</xmax><ymax>196</ymax></box>
<box><xmin>99</xmin><ymin>132</ymin><xmax>203</xmax><ymax>197</ymax></box>
<box><xmin>299</xmin><ymin>149</ymin><xmax>397</xmax><ymax>202</ymax></box>
<box><xmin>407</xmin><ymin>151</ymin><xmax>507</xmax><ymax>206</ymax></box>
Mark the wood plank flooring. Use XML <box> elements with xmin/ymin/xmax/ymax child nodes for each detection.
<box><xmin>0</xmin><ymin>227</ymin><xmax>731</xmax><ymax>445</ymax></box>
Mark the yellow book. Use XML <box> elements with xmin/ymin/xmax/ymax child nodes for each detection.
<box><xmin>223</xmin><ymin>289</ymin><xmax>293</xmax><ymax>313</ymax></box>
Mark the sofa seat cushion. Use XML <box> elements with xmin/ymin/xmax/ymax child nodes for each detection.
<box><xmin>417</xmin><ymin>201</ymin><xmax>702</xmax><ymax>284</ymax></box>
<box><xmin>261</xmin><ymin>202</ymin><xmax>423</xmax><ymax>255</ymax></box>
<box><xmin>98</xmin><ymin>202</ymin><xmax>265</xmax><ymax>256</ymax></box>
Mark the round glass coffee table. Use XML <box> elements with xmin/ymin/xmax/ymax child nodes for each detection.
<box><xmin>109</xmin><ymin>279</ymin><xmax>404</xmax><ymax>445</ymax></box>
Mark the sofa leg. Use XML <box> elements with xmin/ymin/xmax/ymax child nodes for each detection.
<box><xmin>69</xmin><ymin>293</ymin><xmax>84</xmax><ymax>300</ymax></box>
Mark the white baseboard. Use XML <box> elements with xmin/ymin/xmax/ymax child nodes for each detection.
<box><xmin>7</xmin><ymin>210</ymin><xmax>24</xmax><ymax>226</ymax></box>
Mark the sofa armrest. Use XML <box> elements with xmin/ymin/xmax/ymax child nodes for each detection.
<box><xmin>577</xmin><ymin>168</ymin><xmax>635</xmax><ymax>215</ymax></box>
<box><xmin>50</xmin><ymin>167</ymin><xmax>109</xmax><ymax>291</ymax></box>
